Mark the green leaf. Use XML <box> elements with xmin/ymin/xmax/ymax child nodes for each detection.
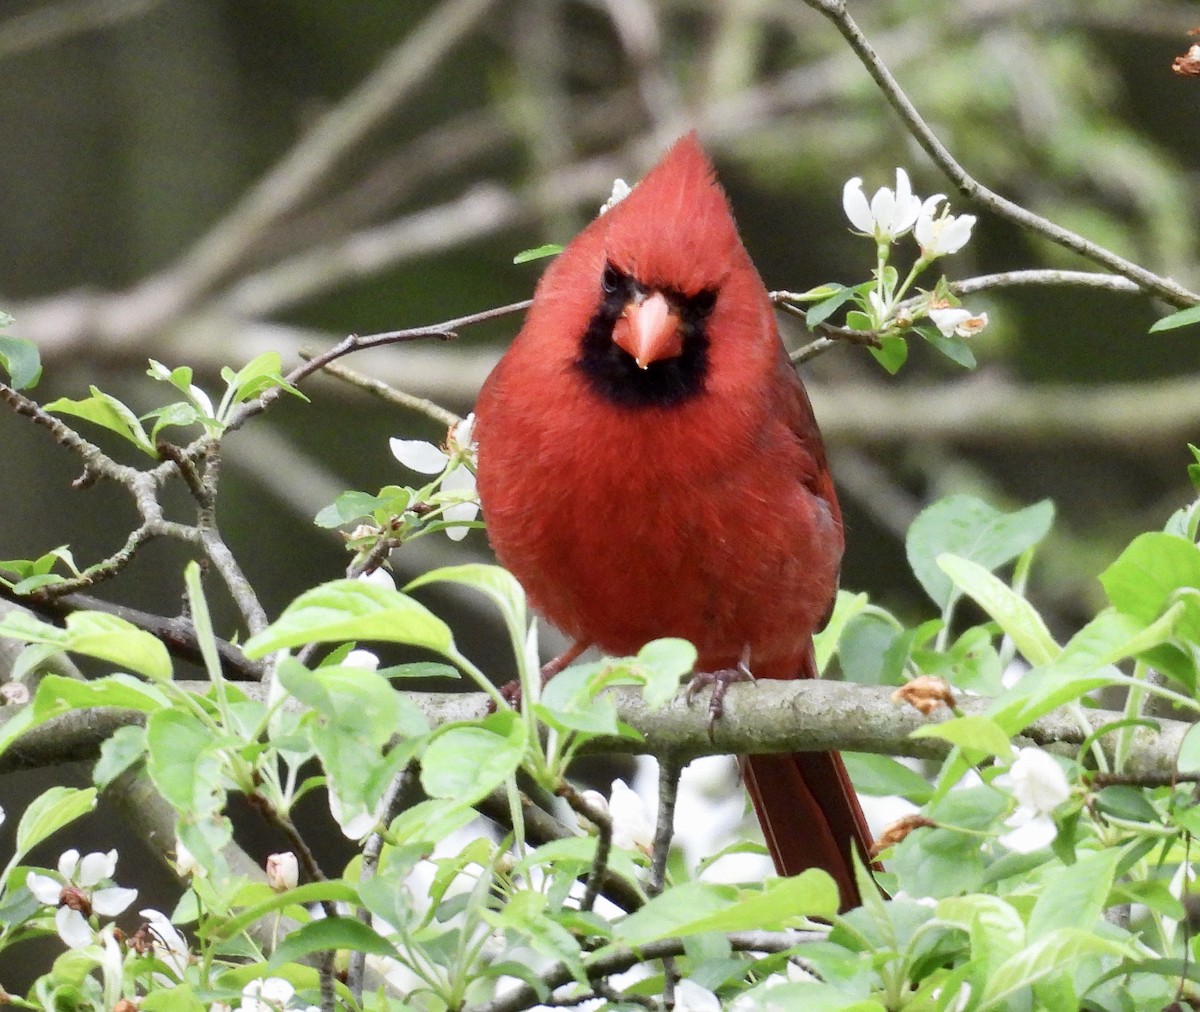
<box><xmin>907</xmin><ymin>496</ymin><xmax>1054</xmax><ymax>610</ymax></box>
<box><xmin>989</xmin><ymin>604</ymin><xmax>1187</xmax><ymax>730</ymax></box>
<box><xmin>0</xmin><ymin>610</ymin><xmax>172</xmax><ymax>680</ymax></box>
<box><xmin>1099</xmin><ymin>533</ymin><xmax>1200</xmax><ymax>646</ymax></box>
<box><xmin>937</xmin><ymin>555</ymin><xmax>1058</xmax><ymax>666</ymax></box>
<box><xmin>314</xmin><ymin>489</ymin><xmax>407</xmax><ymax>528</ymax></box>
<box><xmin>146</xmin><ymin>709</ymin><xmax>222</xmax><ymax>812</ymax></box>
<box><xmin>916</xmin><ymin>325</ymin><xmax>976</xmax><ymax>368</ymax></box>
<box><xmin>243</xmin><ymin>579</ymin><xmax>455</xmax><ymax>658</ymax></box>
<box><xmin>45</xmin><ymin>386</ymin><xmax>155</xmax><ymax>454</ymax></box>
<box><xmin>910</xmin><ymin>714</ymin><xmax>1013</xmax><ymax>760</ymax></box>
<box><xmin>221</xmin><ymin>351</ymin><xmax>305</xmax><ymax>409</ymax></box>
<box><xmin>805</xmin><ymin>285</ymin><xmax>857</xmax><ymax>328</ymax></box>
<box><xmin>420</xmin><ymin>710</ymin><xmax>527</xmax><ymax>804</ymax></box>
<box><xmin>937</xmin><ymin>894</ymin><xmax>1025</xmax><ymax>979</ymax></box>
<box><xmin>1180</xmin><ymin>723</ymin><xmax>1200</xmax><ymax>775</ymax></box>
<box><xmin>634</xmin><ymin>638</ymin><xmax>696</xmax><ymax>708</ymax></box>
<box><xmin>486</xmin><ymin>889</ymin><xmax>586</xmax><ymax>983</ymax></box>
<box><xmin>0</xmin><ymin>334</ymin><xmax>42</xmax><ymax>390</ymax></box>
<box><xmin>612</xmin><ymin>872</ymin><xmax>838</xmax><ymax>947</ymax></box>
<box><xmin>1026</xmin><ymin>846</ymin><xmax>1121</xmax><ymax>941</ymax></box>
<box><xmin>977</xmin><ymin>928</ymin><xmax>1132</xmax><ymax>1010</ymax></box>
<box><xmin>268</xmin><ymin>916</ymin><xmax>399</xmax><ymax>968</ymax></box>
<box><xmin>14</xmin><ymin>786</ymin><xmax>98</xmax><ymax>859</ymax></box>
<box><xmin>841</xmin><ymin>752</ymin><xmax>933</xmax><ymax>803</ymax></box>
<box><xmin>211</xmin><ymin>880</ymin><xmax>359</xmax><ymax>942</ymax></box>
<box><xmin>1148</xmin><ymin>304</ymin><xmax>1200</xmax><ymax>333</ymax></box>
<box><xmin>94</xmin><ymin>725</ymin><xmax>149</xmax><ymax>789</ymax></box>
<box><xmin>813</xmin><ymin>591</ymin><xmax>870</xmax><ymax>673</ymax></box>
<box><xmin>33</xmin><ymin>673</ymin><xmax>166</xmax><ymax>717</ymax></box>
<box><xmin>144</xmin><ymin>401</ymin><xmax>203</xmax><ymax>441</ymax></box>
<box><xmin>140</xmin><ymin>984</ymin><xmax>205</xmax><ymax>1012</ymax></box>
<box><xmin>869</xmin><ymin>334</ymin><xmax>908</xmax><ymax>374</ymax></box>
<box><xmin>280</xmin><ymin>658</ymin><xmax>425</xmax><ymax>837</ymax></box>
<box><xmin>513</xmin><ymin>243</ymin><xmax>563</xmax><ymax>264</ymax></box>
<box><xmin>406</xmin><ymin>564</ymin><xmax>526</xmax><ymax>646</ymax></box>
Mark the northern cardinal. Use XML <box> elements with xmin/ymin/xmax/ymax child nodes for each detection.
<box><xmin>474</xmin><ymin>134</ymin><xmax>872</xmax><ymax>907</ymax></box>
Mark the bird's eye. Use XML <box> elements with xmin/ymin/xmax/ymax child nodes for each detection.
<box><xmin>690</xmin><ymin>289</ymin><xmax>718</xmax><ymax>318</ymax></box>
<box><xmin>601</xmin><ymin>264</ymin><xmax>620</xmax><ymax>295</ymax></box>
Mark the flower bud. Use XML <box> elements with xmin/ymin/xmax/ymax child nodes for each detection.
<box><xmin>265</xmin><ymin>852</ymin><xmax>299</xmax><ymax>892</ymax></box>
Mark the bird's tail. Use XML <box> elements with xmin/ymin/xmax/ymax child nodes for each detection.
<box><xmin>740</xmin><ymin>653</ymin><xmax>874</xmax><ymax>910</ymax></box>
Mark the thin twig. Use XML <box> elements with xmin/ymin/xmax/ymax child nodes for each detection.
<box><xmin>556</xmin><ymin>781</ymin><xmax>615</xmax><ymax>914</ymax></box>
<box><xmin>0</xmin><ymin>581</ymin><xmax>262</xmax><ymax>679</ymax></box>
<box><xmin>951</xmin><ymin>269</ymin><xmax>1143</xmax><ymax>296</ymax></box>
<box><xmin>304</xmin><ymin>356</ymin><xmax>462</xmax><ymax>430</ymax></box>
<box><xmin>648</xmin><ymin>759</ymin><xmax>679</xmax><ymax>898</ymax></box>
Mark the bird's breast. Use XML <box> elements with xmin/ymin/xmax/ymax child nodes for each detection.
<box><xmin>476</xmin><ymin>375</ymin><xmax>841</xmax><ymax>676</ymax></box>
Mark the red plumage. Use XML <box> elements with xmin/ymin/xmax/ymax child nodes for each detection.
<box><xmin>474</xmin><ymin>134</ymin><xmax>872</xmax><ymax>907</ymax></box>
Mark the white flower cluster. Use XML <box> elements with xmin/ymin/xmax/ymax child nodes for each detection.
<box><xmin>842</xmin><ymin>168</ymin><xmax>987</xmax><ymax>339</ymax></box>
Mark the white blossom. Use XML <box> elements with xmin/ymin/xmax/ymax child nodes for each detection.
<box><xmin>928</xmin><ymin>307</ymin><xmax>988</xmax><ymax>338</ymax></box>
<box><xmin>356</xmin><ymin>568</ymin><xmax>395</xmax><ymax>591</ymax></box>
<box><xmin>241</xmin><ymin>977</ymin><xmax>297</xmax><ymax>1012</ymax></box>
<box><xmin>609</xmin><ymin>779</ymin><xmax>654</xmax><ymax>855</ymax></box>
<box><xmin>599</xmin><ymin>178</ymin><xmax>632</xmax><ymax>214</ymax></box>
<box><xmin>140</xmin><ymin>908</ymin><xmax>191</xmax><ymax>978</ymax></box>
<box><xmin>390</xmin><ymin>413</ymin><xmax>480</xmax><ymax>541</ymax></box>
<box><xmin>238</xmin><ymin>977</ymin><xmax>319</xmax><ymax>1011</ymax></box>
<box><xmin>915</xmin><ymin>197</ymin><xmax>976</xmax><ymax>257</ymax></box>
<box><xmin>996</xmin><ymin>747</ymin><xmax>1071</xmax><ymax>853</ymax></box>
<box><xmin>266</xmin><ymin>852</ymin><xmax>299</xmax><ymax>892</ymax></box>
<box><xmin>673</xmin><ymin>980</ymin><xmax>722</xmax><ymax>1011</ymax></box>
<box><xmin>343</xmin><ymin>649</ymin><xmax>381</xmax><ymax>671</ymax></box>
<box><xmin>26</xmin><ymin>848</ymin><xmax>137</xmax><ymax>949</ymax></box>
<box><xmin>174</xmin><ymin>836</ymin><xmax>201</xmax><ymax>878</ymax></box>
<box><xmin>1007</xmin><ymin>747</ymin><xmax>1070</xmax><ymax>812</ymax></box>
<box><xmin>843</xmin><ymin>168</ymin><xmax>923</xmax><ymax>241</ymax></box>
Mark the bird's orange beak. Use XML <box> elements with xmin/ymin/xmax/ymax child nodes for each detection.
<box><xmin>613</xmin><ymin>291</ymin><xmax>682</xmax><ymax>368</ymax></box>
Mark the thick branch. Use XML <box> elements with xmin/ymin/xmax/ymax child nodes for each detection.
<box><xmin>0</xmin><ymin>680</ymin><xmax>1188</xmax><ymax>778</ymax></box>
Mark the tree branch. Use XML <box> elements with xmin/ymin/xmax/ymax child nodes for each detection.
<box><xmin>802</xmin><ymin>0</ymin><xmax>1200</xmax><ymax>309</ymax></box>
<box><xmin>0</xmin><ymin>680</ymin><xmax>1188</xmax><ymax>778</ymax></box>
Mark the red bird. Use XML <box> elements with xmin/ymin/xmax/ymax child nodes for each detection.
<box><xmin>474</xmin><ymin>134</ymin><xmax>872</xmax><ymax>907</ymax></box>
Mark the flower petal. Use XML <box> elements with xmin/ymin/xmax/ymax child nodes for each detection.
<box><xmin>998</xmin><ymin>811</ymin><xmax>1057</xmax><ymax>853</ymax></box>
<box><xmin>1009</xmin><ymin>747</ymin><xmax>1070</xmax><ymax>812</ymax></box>
<box><xmin>673</xmin><ymin>979</ymin><xmax>722</xmax><ymax>1011</ymax></box>
<box><xmin>92</xmin><ymin>885</ymin><xmax>138</xmax><ymax>916</ymax></box>
<box><xmin>390</xmin><ymin>438</ymin><xmax>449</xmax><ymax>474</ymax></box>
<box><xmin>842</xmin><ymin>177</ymin><xmax>875</xmax><ymax>233</ymax></box>
<box><xmin>928</xmin><ymin>307</ymin><xmax>972</xmax><ymax>337</ymax></box>
<box><xmin>77</xmin><ymin>849</ymin><xmax>117</xmax><ymax>887</ymax></box>
<box><xmin>609</xmin><ymin>779</ymin><xmax>654</xmax><ymax>854</ymax></box>
<box><xmin>57</xmin><ymin>849</ymin><xmax>80</xmax><ymax>879</ymax></box>
<box><xmin>26</xmin><ymin>871</ymin><xmax>64</xmax><ymax>905</ymax></box>
<box><xmin>56</xmin><ymin>906</ymin><xmax>94</xmax><ymax>949</ymax></box>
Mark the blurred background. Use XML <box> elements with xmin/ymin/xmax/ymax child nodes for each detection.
<box><xmin>0</xmin><ymin>0</ymin><xmax>1197</xmax><ymax>983</ymax></box>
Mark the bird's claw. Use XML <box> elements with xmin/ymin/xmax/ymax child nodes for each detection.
<box><xmin>686</xmin><ymin>661</ymin><xmax>754</xmax><ymax>737</ymax></box>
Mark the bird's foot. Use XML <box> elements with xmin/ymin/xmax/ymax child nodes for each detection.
<box><xmin>686</xmin><ymin>659</ymin><xmax>755</xmax><ymax>736</ymax></box>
